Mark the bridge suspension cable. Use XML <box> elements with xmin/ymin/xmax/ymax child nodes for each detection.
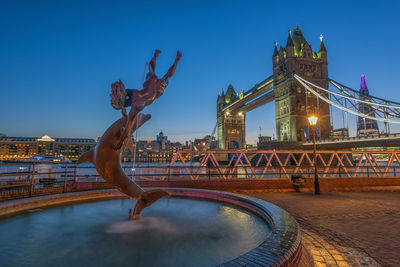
<box><xmin>329</xmin><ymin>79</ymin><xmax>400</xmax><ymax>105</ymax></box>
<box><xmin>297</xmin><ymin>75</ymin><xmax>400</xmax><ymax>110</ymax></box>
<box><xmin>328</xmin><ymin>79</ymin><xmax>400</xmax><ymax>118</ymax></box>
<box><xmin>294</xmin><ymin>74</ymin><xmax>400</xmax><ymax>124</ymax></box>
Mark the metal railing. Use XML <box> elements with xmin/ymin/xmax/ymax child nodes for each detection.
<box><xmin>166</xmin><ymin>150</ymin><xmax>400</xmax><ymax>180</ymax></box>
<box><xmin>1</xmin><ymin>149</ymin><xmax>400</xmax><ymax>201</ymax></box>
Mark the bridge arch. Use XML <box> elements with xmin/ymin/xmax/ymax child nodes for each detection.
<box><xmin>227</xmin><ymin>140</ymin><xmax>240</xmax><ymax>150</ymax></box>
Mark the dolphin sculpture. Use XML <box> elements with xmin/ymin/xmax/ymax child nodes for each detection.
<box><xmin>77</xmin><ymin>50</ymin><xmax>180</xmax><ymax>219</ymax></box>
<box><xmin>77</xmin><ymin>113</ymin><xmax>169</xmax><ymax>219</ymax></box>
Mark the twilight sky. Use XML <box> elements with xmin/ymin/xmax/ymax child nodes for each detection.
<box><xmin>1</xmin><ymin>0</ymin><xmax>400</xmax><ymax>144</ymax></box>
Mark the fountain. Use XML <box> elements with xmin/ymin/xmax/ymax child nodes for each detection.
<box><xmin>0</xmin><ymin>50</ymin><xmax>312</xmax><ymax>266</ymax></box>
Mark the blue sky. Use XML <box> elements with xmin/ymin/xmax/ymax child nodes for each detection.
<box><xmin>1</xmin><ymin>0</ymin><xmax>400</xmax><ymax>144</ymax></box>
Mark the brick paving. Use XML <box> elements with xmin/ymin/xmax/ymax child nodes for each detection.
<box><xmin>302</xmin><ymin>229</ymin><xmax>380</xmax><ymax>266</ymax></box>
<box><xmin>243</xmin><ymin>191</ymin><xmax>400</xmax><ymax>267</ymax></box>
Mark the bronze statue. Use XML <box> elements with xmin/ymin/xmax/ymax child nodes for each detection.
<box><xmin>78</xmin><ymin>50</ymin><xmax>181</xmax><ymax>219</ymax></box>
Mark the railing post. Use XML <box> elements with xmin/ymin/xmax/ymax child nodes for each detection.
<box><xmin>207</xmin><ymin>160</ymin><xmax>211</xmax><ymax>180</ymax></box>
<box><xmin>394</xmin><ymin>166</ymin><xmax>397</xmax><ymax>177</ymax></box>
<box><xmin>27</xmin><ymin>164</ymin><xmax>32</xmax><ymax>181</ymax></box>
<box><xmin>18</xmin><ymin>167</ymin><xmax>23</xmax><ymax>180</ymax></box>
<box><xmin>74</xmin><ymin>166</ymin><xmax>77</xmax><ymax>183</ymax></box>
<box><xmin>338</xmin><ymin>166</ymin><xmax>342</xmax><ymax>178</ymax></box>
<box><xmin>30</xmin><ymin>164</ymin><xmax>36</xmax><ymax>197</ymax></box>
<box><xmin>367</xmin><ymin>165</ymin><xmax>370</xmax><ymax>177</ymax></box>
<box><xmin>63</xmin><ymin>164</ymin><xmax>68</xmax><ymax>193</ymax></box>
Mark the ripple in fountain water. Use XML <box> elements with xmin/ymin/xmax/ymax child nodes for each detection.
<box><xmin>0</xmin><ymin>198</ymin><xmax>271</xmax><ymax>267</ymax></box>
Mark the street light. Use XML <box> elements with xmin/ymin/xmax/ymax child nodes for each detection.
<box><xmin>308</xmin><ymin>116</ymin><xmax>318</xmax><ymax>127</ymax></box>
<box><xmin>308</xmin><ymin>115</ymin><xmax>320</xmax><ymax>195</ymax></box>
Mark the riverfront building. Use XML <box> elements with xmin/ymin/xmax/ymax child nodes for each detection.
<box><xmin>0</xmin><ymin>134</ymin><xmax>96</xmax><ymax>161</ymax></box>
<box><xmin>122</xmin><ymin>131</ymin><xmax>183</xmax><ymax>163</ymax></box>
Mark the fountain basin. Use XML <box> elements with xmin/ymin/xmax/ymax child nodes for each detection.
<box><xmin>0</xmin><ymin>188</ymin><xmax>309</xmax><ymax>266</ymax></box>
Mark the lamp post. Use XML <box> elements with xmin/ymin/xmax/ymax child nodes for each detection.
<box><xmin>308</xmin><ymin>115</ymin><xmax>320</xmax><ymax>195</ymax></box>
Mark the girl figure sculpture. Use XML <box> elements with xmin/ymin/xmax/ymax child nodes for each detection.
<box><xmin>111</xmin><ymin>50</ymin><xmax>181</xmax><ymax>147</ymax></box>
<box><xmin>80</xmin><ymin>50</ymin><xmax>181</xmax><ymax>219</ymax></box>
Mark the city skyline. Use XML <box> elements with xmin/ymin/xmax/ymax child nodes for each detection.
<box><xmin>1</xmin><ymin>1</ymin><xmax>400</xmax><ymax>144</ymax></box>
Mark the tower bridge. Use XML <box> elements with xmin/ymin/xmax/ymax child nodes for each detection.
<box><xmin>216</xmin><ymin>25</ymin><xmax>400</xmax><ymax>150</ymax></box>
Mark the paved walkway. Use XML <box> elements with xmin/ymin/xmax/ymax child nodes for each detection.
<box><xmin>243</xmin><ymin>191</ymin><xmax>400</xmax><ymax>267</ymax></box>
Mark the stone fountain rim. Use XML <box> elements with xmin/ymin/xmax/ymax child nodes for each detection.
<box><xmin>159</xmin><ymin>188</ymin><xmax>302</xmax><ymax>266</ymax></box>
<box><xmin>0</xmin><ymin>188</ymin><xmax>302</xmax><ymax>266</ymax></box>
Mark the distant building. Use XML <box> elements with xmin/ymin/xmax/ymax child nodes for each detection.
<box><xmin>331</xmin><ymin>128</ymin><xmax>349</xmax><ymax>139</ymax></box>
<box><xmin>157</xmin><ymin>131</ymin><xmax>168</xmax><ymax>150</ymax></box>
<box><xmin>0</xmin><ymin>134</ymin><xmax>96</xmax><ymax>161</ymax></box>
<box><xmin>257</xmin><ymin>136</ymin><xmax>272</xmax><ymax>149</ymax></box>
<box><xmin>357</xmin><ymin>74</ymin><xmax>379</xmax><ymax>136</ymax></box>
<box><xmin>122</xmin><ymin>131</ymin><xmax>183</xmax><ymax>163</ymax></box>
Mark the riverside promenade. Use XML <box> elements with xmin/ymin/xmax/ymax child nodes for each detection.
<box><xmin>244</xmin><ymin>190</ymin><xmax>400</xmax><ymax>267</ymax></box>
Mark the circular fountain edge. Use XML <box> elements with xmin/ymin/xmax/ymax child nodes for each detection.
<box><xmin>0</xmin><ymin>188</ymin><xmax>311</xmax><ymax>266</ymax></box>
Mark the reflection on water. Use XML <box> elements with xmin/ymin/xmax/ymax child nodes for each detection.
<box><xmin>0</xmin><ymin>162</ymin><xmax>200</xmax><ymax>182</ymax></box>
<box><xmin>0</xmin><ymin>198</ymin><xmax>270</xmax><ymax>267</ymax></box>
<box><xmin>0</xmin><ymin>162</ymin><xmax>197</xmax><ymax>173</ymax></box>
<box><xmin>106</xmin><ymin>217</ymin><xmax>178</xmax><ymax>234</ymax></box>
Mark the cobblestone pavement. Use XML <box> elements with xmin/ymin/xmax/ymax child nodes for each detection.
<box><xmin>243</xmin><ymin>191</ymin><xmax>400</xmax><ymax>267</ymax></box>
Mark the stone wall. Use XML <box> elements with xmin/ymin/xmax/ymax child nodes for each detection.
<box><xmin>303</xmin><ymin>177</ymin><xmax>400</xmax><ymax>192</ymax></box>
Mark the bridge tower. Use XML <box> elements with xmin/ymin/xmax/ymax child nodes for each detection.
<box><xmin>217</xmin><ymin>84</ymin><xmax>246</xmax><ymax>149</ymax></box>
<box><xmin>273</xmin><ymin>26</ymin><xmax>331</xmax><ymax>141</ymax></box>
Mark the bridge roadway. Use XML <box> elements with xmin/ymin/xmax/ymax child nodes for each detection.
<box><xmin>255</xmin><ymin>134</ymin><xmax>400</xmax><ymax>150</ymax></box>
<box><xmin>303</xmin><ymin>133</ymin><xmax>400</xmax><ymax>149</ymax></box>
<box><xmin>221</xmin><ymin>75</ymin><xmax>353</xmax><ymax>114</ymax></box>
<box><xmin>222</xmin><ymin>75</ymin><xmax>274</xmax><ymax>114</ymax></box>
